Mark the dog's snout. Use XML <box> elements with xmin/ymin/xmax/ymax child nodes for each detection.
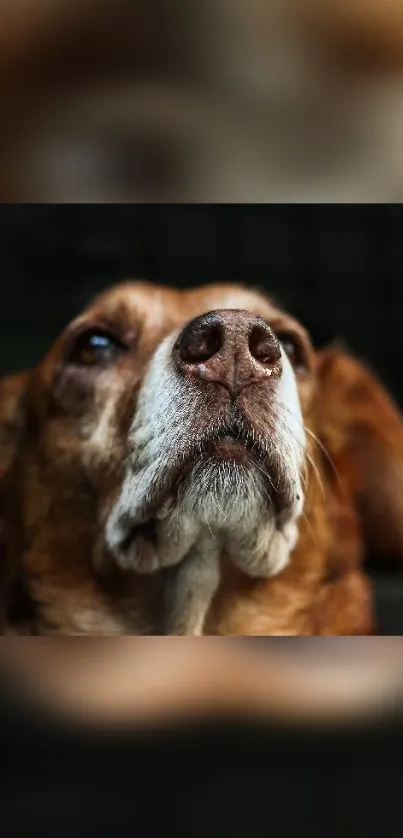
<box><xmin>174</xmin><ymin>310</ymin><xmax>281</xmax><ymax>395</ymax></box>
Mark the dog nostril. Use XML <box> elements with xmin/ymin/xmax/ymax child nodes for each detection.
<box><xmin>178</xmin><ymin>324</ymin><xmax>223</xmax><ymax>364</ymax></box>
<box><xmin>249</xmin><ymin>325</ymin><xmax>281</xmax><ymax>366</ymax></box>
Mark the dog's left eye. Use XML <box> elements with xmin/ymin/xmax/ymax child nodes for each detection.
<box><xmin>68</xmin><ymin>330</ymin><xmax>127</xmax><ymax>367</ymax></box>
<box><xmin>277</xmin><ymin>332</ymin><xmax>308</xmax><ymax>373</ymax></box>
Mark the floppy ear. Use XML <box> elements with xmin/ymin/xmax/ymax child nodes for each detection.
<box><xmin>317</xmin><ymin>347</ymin><xmax>403</xmax><ymax>566</ymax></box>
<box><xmin>0</xmin><ymin>371</ymin><xmax>30</xmax><ymax>630</ymax></box>
<box><xmin>0</xmin><ymin>371</ymin><xmax>29</xmax><ymax>479</ymax></box>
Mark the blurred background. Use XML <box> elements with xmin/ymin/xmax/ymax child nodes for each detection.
<box><xmin>1</xmin><ymin>203</ymin><xmax>403</xmax><ymax>633</ymax></box>
<box><xmin>3</xmin><ymin>0</ymin><xmax>403</xmax><ymax>201</ymax></box>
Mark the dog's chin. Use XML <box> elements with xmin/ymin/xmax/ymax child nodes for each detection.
<box><xmin>138</xmin><ymin>428</ymin><xmax>274</xmax><ymax>521</ymax></box>
<box><xmin>157</xmin><ymin>427</ymin><xmax>277</xmax><ymax>522</ymax></box>
<box><xmin>179</xmin><ymin>448</ymin><xmax>268</xmax><ymax>526</ymax></box>
<box><xmin>178</xmin><ymin>434</ymin><xmax>299</xmax><ymax>522</ymax></box>
<box><xmin>107</xmin><ymin>451</ymin><xmax>269</xmax><ymax>573</ymax></box>
<box><xmin>106</xmin><ymin>426</ymin><xmax>303</xmax><ymax>577</ymax></box>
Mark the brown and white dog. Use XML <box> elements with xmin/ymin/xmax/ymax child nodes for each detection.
<box><xmin>1</xmin><ymin>280</ymin><xmax>403</xmax><ymax>635</ymax></box>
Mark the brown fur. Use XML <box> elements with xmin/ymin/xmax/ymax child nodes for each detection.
<box><xmin>1</xmin><ymin>281</ymin><xmax>403</xmax><ymax>635</ymax></box>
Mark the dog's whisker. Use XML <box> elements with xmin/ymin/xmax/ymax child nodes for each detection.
<box><xmin>301</xmin><ymin>509</ymin><xmax>320</xmax><ymax>547</ymax></box>
<box><xmin>277</xmin><ymin>400</ymin><xmax>341</xmax><ymax>487</ymax></box>
<box><xmin>303</xmin><ymin>425</ymin><xmax>341</xmax><ymax>487</ymax></box>
<box><xmin>305</xmin><ymin>452</ymin><xmax>326</xmax><ymax>501</ymax></box>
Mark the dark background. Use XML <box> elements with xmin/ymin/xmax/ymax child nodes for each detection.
<box><xmin>1</xmin><ymin>205</ymin><xmax>403</xmax><ymax>837</ymax></box>
<box><xmin>1</xmin><ymin>205</ymin><xmax>402</xmax><ymax>406</ymax></box>
<box><xmin>2</xmin><ymin>699</ymin><xmax>403</xmax><ymax>838</ymax></box>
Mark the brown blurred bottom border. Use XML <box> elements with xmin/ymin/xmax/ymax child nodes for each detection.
<box><xmin>1</xmin><ymin>637</ymin><xmax>403</xmax><ymax>732</ymax></box>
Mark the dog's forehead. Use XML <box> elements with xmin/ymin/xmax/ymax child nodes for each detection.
<box><xmin>86</xmin><ymin>281</ymin><xmax>281</xmax><ymax>329</ymax></box>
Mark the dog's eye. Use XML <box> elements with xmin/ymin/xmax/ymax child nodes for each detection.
<box><xmin>68</xmin><ymin>330</ymin><xmax>127</xmax><ymax>367</ymax></box>
<box><xmin>277</xmin><ymin>332</ymin><xmax>308</xmax><ymax>373</ymax></box>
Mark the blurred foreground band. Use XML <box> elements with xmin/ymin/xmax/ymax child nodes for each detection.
<box><xmin>2</xmin><ymin>639</ymin><xmax>403</xmax><ymax>730</ymax></box>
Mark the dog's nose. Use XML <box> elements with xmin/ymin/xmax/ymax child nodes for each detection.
<box><xmin>174</xmin><ymin>310</ymin><xmax>282</xmax><ymax>395</ymax></box>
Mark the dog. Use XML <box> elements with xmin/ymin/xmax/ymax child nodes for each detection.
<box><xmin>1</xmin><ymin>280</ymin><xmax>403</xmax><ymax>635</ymax></box>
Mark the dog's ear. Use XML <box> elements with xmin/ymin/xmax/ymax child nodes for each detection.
<box><xmin>317</xmin><ymin>347</ymin><xmax>403</xmax><ymax>566</ymax></box>
<box><xmin>0</xmin><ymin>371</ymin><xmax>30</xmax><ymax>631</ymax></box>
<box><xmin>0</xmin><ymin>371</ymin><xmax>29</xmax><ymax>482</ymax></box>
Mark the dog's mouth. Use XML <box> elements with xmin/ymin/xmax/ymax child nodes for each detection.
<box><xmin>196</xmin><ymin>422</ymin><xmax>265</xmax><ymax>463</ymax></box>
<box><xmin>143</xmin><ymin>419</ymin><xmax>273</xmax><ymax>517</ymax></box>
